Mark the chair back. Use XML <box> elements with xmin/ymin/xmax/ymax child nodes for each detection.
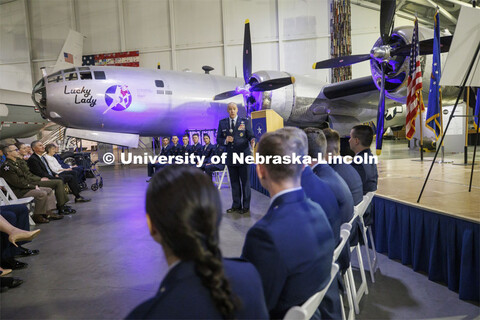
<box><xmin>334</xmin><ymin>223</ymin><xmax>352</xmax><ymax>261</ymax></box>
<box><xmin>283</xmin><ymin>263</ymin><xmax>340</xmax><ymax>320</ymax></box>
<box><xmin>0</xmin><ymin>177</ymin><xmax>19</xmax><ymax>201</ymax></box>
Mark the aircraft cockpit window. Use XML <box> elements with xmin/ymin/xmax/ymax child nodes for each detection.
<box><xmin>78</xmin><ymin>67</ymin><xmax>90</xmax><ymax>71</ymax></box>
<box><xmin>155</xmin><ymin>80</ymin><xmax>164</xmax><ymax>88</ymax></box>
<box><xmin>65</xmin><ymin>72</ymin><xmax>78</xmax><ymax>81</ymax></box>
<box><xmin>34</xmin><ymin>78</ymin><xmax>45</xmax><ymax>91</ymax></box>
<box><xmin>94</xmin><ymin>71</ymin><xmax>106</xmax><ymax>80</ymax></box>
<box><xmin>47</xmin><ymin>71</ymin><xmax>63</xmax><ymax>83</ymax></box>
<box><xmin>80</xmin><ymin>72</ymin><xmax>93</xmax><ymax>80</ymax></box>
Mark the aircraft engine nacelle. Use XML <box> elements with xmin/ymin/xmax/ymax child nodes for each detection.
<box><xmin>248</xmin><ymin>70</ymin><xmax>295</xmax><ymax>120</ymax></box>
<box><xmin>370</xmin><ymin>26</ymin><xmax>435</xmax><ymax>104</ymax></box>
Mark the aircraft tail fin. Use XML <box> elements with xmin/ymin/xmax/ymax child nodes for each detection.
<box><xmin>51</xmin><ymin>30</ymin><xmax>84</xmax><ymax>73</ymax></box>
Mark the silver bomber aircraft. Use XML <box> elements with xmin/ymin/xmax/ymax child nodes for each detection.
<box><xmin>31</xmin><ymin>9</ymin><xmax>455</xmax><ymax>148</ymax></box>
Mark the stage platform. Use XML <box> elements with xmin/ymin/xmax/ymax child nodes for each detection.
<box><xmin>376</xmin><ymin>157</ymin><xmax>480</xmax><ymax>223</ymax></box>
<box><xmin>372</xmin><ymin>157</ymin><xmax>479</xmax><ymax>302</ymax></box>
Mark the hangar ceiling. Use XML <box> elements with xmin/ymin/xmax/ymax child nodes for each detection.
<box><xmin>355</xmin><ymin>0</ymin><xmax>475</xmax><ymax>33</ymax></box>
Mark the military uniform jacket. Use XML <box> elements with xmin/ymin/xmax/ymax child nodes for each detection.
<box><xmin>126</xmin><ymin>259</ymin><xmax>269</xmax><ymax>319</ymax></box>
<box><xmin>190</xmin><ymin>143</ymin><xmax>203</xmax><ymax>157</ymax></box>
<box><xmin>0</xmin><ymin>158</ymin><xmax>41</xmax><ymax>198</ymax></box>
<box><xmin>170</xmin><ymin>144</ymin><xmax>183</xmax><ymax>156</ymax></box>
<box><xmin>201</xmin><ymin>143</ymin><xmax>215</xmax><ymax>160</ymax></box>
<box><xmin>159</xmin><ymin>145</ymin><xmax>172</xmax><ymax>157</ymax></box>
<box><xmin>242</xmin><ymin>189</ymin><xmax>335</xmax><ymax>319</ymax></box>
<box><xmin>216</xmin><ymin>117</ymin><xmax>254</xmax><ymax>166</ymax></box>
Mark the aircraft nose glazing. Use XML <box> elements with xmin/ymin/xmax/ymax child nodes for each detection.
<box><xmin>32</xmin><ymin>78</ymin><xmax>47</xmax><ymax>117</ymax></box>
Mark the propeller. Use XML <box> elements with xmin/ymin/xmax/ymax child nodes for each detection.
<box><xmin>312</xmin><ymin>0</ymin><xmax>454</xmax><ymax>155</ymax></box>
<box><xmin>376</xmin><ymin>63</ymin><xmax>386</xmax><ymax>155</ymax></box>
<box><xmin>213</xmin><ymin>20</ymin><xmax>295</xmax><ymax>115</ymax></box>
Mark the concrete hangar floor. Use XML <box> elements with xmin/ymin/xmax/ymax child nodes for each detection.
<box><xmin>1</xmin><ymin>140</ymin><xmax>479</xmax><ymax>319</ymax></box>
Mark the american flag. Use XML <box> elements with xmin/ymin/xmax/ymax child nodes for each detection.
<box><xmin>82</xmin><ymin>51</ymin><xmax>139</xmax><ymax>67</ymax></box>
<box><xmin>64</xmin><ymin>52</ymin><xmax>74</xmax><ymax>64</ymax></box>
<box><xmin>405</xmin><ymin>18</ymin><xmax>425</xmax><ymax>140</ymax></box>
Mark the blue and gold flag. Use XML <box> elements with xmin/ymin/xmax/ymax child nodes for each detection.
<box><xmin>426</xmin><ymin>11</ymin><xmax>442</xmax><ymax>140</ymax></box>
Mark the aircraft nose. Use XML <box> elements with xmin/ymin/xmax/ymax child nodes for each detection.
<box><xmin>32</xmin><ymin>78</ymin><xmax>47</xmax><ymax>118</ymax></box>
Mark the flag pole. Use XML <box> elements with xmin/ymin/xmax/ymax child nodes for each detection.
<box><xmin>465</xmin><ymin>88</ymin><xmax>470</xmax><ymax>164</ymax></box>
<box><xmin>439</xmin><ymin>88</ymin><xmax>445</xmax><ymax>162</ymax></box>
<box><xmin>470</xmin><ymin>100</ymin><xmax>479</xmax><ymax>192</ymax></box>
<box><xmin>418</xmin><ymin>41</ymin><xmax>480</xmax><ymax>203</ymax></box>
<box><xmin>419</xmin><ymin>92</ymin><xmax>424</xmax><ymax>161</ymax></box>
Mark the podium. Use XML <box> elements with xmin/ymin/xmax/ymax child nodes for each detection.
<box><xmin>249</xmin><ymin>110</ymin><xmax>284</xmax><ymax>196</ymax></box>
<box><xmin>251</xmin><ymin>109</ymin><xmax>284</xmax><ymax>142</ymax></box>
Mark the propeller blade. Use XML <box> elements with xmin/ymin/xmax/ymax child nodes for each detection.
<box><xmin>375</xmin><ymin>63</ymin><xmax>386</xmax><ymax>155</ymax></box>
<box><xmin>391</xmin><ymin>35</ymin><xmax>453</xmax><ymax>56</ymax></box>
<box><xmin>250</xmin><ymin>77</ymin><xmax>295</xmax><ymax>92</ymax></box>
<box><xmin>213</xmin><ymin>90</ymin><xmax>240</xmax><ymax>101</ymax></box>
<box><xmin>380</xmin><ymin>0</ymin><xmax>396</xmax><ymax>44</ymax></box>
<box><xmin>313</xmin><ymin>54</ymin><xmax>371</xmax><ymax>69</ymax></box>
<box><xmin>243</xmin><ymin>19</ymin><xmax>252</xmax><ymax>84</ymax></box>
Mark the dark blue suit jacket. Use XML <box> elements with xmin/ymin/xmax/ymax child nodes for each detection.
<box><xmin>201</xmin><ymin>143</ymin><xmax>215</xmax><ymax>160</ymax></box>
<box><xmin>170</xmin><ymin>144</ymin><xmax>183</xmax><ymax>156</ymax></box>
<box><xmin>190</xmin><ymin>143</ymin><xmax>203</xmax><ymax>157</ymax></box>
<box><xmin>242</xmin><ymin>189</ymin><xmax>335</xmax><ymax>319</ymax></box>
<box><xmin>301</xmin><ymin>166</ymin><xmax>340</xmax><ymax>243</ymax></box>
<box><xmin>181</xmin><ymin>144</ymin><xmax>192</xmax><ymax>155</ymax></box>
<box><xmin>159</xmin><ymin>145</ymin><xmax>172</xmax><ymax>157</ymax></box>
<box><xmin>126</xmin><ymin>259</ymin><xmax>268</xmax><ymax>319</ymax></box>
<box><xmin>351</xmin><ymin>148</ymin><xmax>378</xmax><ymax>195</ymax></box>
<box><xmin>330</xmin><ymin>163</ymin><xmax>363</xmax><ymax>206</ymax></box>
<box><xmin>216</xmin><ymin>117</ymin><xmax>254</xmax><ymax>166</ymax></box>
<box><xmin>313</xmin><ymin>163</ymin><xmax>354</xmax><ymax>225</ymax></box>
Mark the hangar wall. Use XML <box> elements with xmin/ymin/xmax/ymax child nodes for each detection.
<box><xmin>1</xmin><ymin>0</ymin><xmax>415</xmax><ymax>95</ymax></box>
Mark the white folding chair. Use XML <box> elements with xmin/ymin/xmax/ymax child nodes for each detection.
<box><xmin>335</xmin><ymin>223</ymin><xmax>355</xmax><ymax>320</ymax></box>
<box><xmin>357</xmin><ymin>191</ymin><xmax>378</xmax><ymax>283</ymax></box>
<box><xmin>212</xmin><ymin>166</ymin><xmax>229</xmax><ymax>190</ymax></box>
<box><xmin>347</xmin><ymin>201</ymin><xmax>369</xmax><ymax>315</ymax></box>
<box><xmin>283</xmin><ymin>263</ymin><xmax>340</xmax><ymax>320</ymax></box>
<box><xmin>0</xmin><ymin>178</ymin><xmax>36</xmax><ymax>226</ymax></box>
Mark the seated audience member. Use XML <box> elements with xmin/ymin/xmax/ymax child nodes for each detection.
<box><xmin>241</xmin><ymin>127</ymin><xmax>336</xmax><ymax>319</ymax></box>
<box><xmin>349</xmin><ymin>125</ymin><xmax>378</xmax><ymax>194</ymax></box>
<box><xmin>28</xmin><ymin>141</ymin><xmax>89</xmax><ymax>203</ymax></box>
<box><xmin>323</xmin><ymin>128</ymin><xmax>363</xmax><ymax>206</ymax></box>
<box><xmin>1</xmin><ymin>205</ymin><xmax>41</xmax><ymax>270</ymax></box>
<box><xmin>127</xmin><ymin>165</ymin><xmax>268</xmax><ymax>319</ymax></box>
<box><xmin>181</xmin><ymin>134</ymin><xmax>192</xmax><ymax>155</ymax></box>
<box><xmin>13</xmin><ymin>144</ymin><xmax>76</xmax><ymax>215</ymax></box>
<box><xmin>204</xmin><ymin>144</ymin><xmax>226</xmax><ymax>179</ymax></box>
<box><xmin>15</xmin><ymin>142</ymin><xmax>33</xmax><ymax>160</ymax></box>
<box><xmin>44</xmin><ymin>144</ymin><xmax>90</xmax><ymax>203</ymax></box>
<box><xmin>0</xmin><ymin>210</ymin><xmax>41</xmax><ymax>290</ymax></box>
<box><xmin>1</xmin><ymin>145</ymin><xmax>64</xmax><ymax>223</ymax></box>
<box><xmin>200</xmin><ymin>134</ymin><xmax>215</xmax><ymax>170</ymax></box>
<box><xmin>170</xmin><ymin>136</ymin><xmax>182</xmax><ymax>156</ymax></box>
<box><xmin>190</xmin><ymin>133</ymin><xmax>203</xmax><ymax>157</ymax></box>
<box><xmin>51</xmin><ymin>143</ymin><xmax>86</xmax><ymax>184</ymax></box>
<box><xmin>307</xmin><ymin>128</ymin><xmax>354</xmax><ymax>227</ymax></box>
<box><xmin>147</xmin><ymin>137</ymin><xmax>172</xmax><ymax>181</ymax></box>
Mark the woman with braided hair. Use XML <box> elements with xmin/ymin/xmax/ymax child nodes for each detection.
<box><xmin>126</xmin><ymin>165</ymin><xmax>268</xmax><ymax>319</ymax></box>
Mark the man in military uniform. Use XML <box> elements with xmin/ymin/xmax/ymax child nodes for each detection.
<box><xmin>170</xmin><ymin>136</ymin><xmax>182</xmax><ymax>156</ymax></box>
<box><xmin>181</xmin><ymin>135</ymin><xmax>191</xmax><ymax>155</ymax></box>
<box><xmin>0</xmin><ymin>145</ymin><xmax>63</xmax><ymax>224</ymax></box>
<box><xmin>217</xmin><ymin>102</ymin><xmax>255</xmax><ymax>214</ymax></box>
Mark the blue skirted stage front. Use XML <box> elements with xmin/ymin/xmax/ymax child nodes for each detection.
<box><xmin>372</xmin><ymin>196</ymin><xmax>479</xmax><ymax>302</ymax></box>
<box><xmin>249</xmin><ymin>164</ymin><xmax>479</xmax><ymax>302</ymax></box>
